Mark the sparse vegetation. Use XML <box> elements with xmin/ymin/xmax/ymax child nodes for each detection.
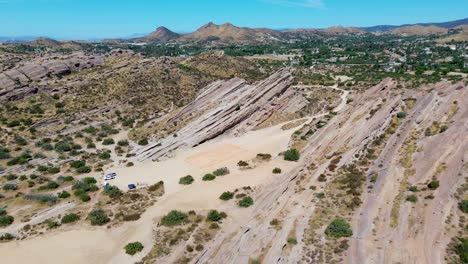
<box><xmin>125</xmin><ymin>241</ymin><xmax>144</xmax><ymax>255</ymax></box>
<box><xmin>160</xmin><ymin>210</ymin><xmax>188</xmax><ymax>227</ymax></box>
<box><xmin>325</xmin><ymin>218</ymin><xmax>353</xmax><ymax>238</ymax></box>
<box><xmin>283</xmin><ymin>148</ymin><xmax>300</xmax><ymax>161</ymax></box>
<box><xmin>219</xmin><ymin>191</ymin><xmax>234</xmax><ymax>200</ymax></box>
<box><xmin>179</xmin><ymin>175</ymin><xmax>194</xmax><ymax>185</ymax></box>
<box><xmin>238</xmin><ymin>196</ymin><xmax>254</xmax><ymax>207</ymax></box>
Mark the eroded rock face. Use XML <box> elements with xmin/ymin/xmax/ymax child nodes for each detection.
<box><xmin>137</xmin><ymin>69</ymin><xmax>309</xmax><ymax>160</ymax></box>
<box><xmin>0</xmin><ymin>51</ymin><xmax>103</xmax><ymax>102</ymax></box>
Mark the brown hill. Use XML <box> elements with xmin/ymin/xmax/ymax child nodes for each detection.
<box><xmin>321</xmin><ymin>26</ymin><xmax>367</xmax><ymax>35</ymax></box>
<box><xmin>145</xmin><ymin>26</ymin><xmax>180</xmax><ymax>42</ymax></box>
<box><xmin>390</xmin><ymin>25</ymin><xmax>448</xmax><ymax>36</ymax></box>
<box><xmin>27</xmin><ymin>37</ymin><xmax>61</xmax><ymax>47</ymax></box>
<box><xmin>178</xmin><ymin>22</ymin><xmax>278</xmax><ymax>44</ymax></box>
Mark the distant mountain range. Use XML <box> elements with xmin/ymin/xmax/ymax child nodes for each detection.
<box><xmin>2</xmin><ymin>17</ymin><xmax>467</xmax><ymax>45</ymax></box>
<box><xmin>361</xmin><ymin>17</ymin><xmax>468</xmax><ymax>32</ymax></box>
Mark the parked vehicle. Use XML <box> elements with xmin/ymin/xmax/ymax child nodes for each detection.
<box><xmin>128</xmin><ymin>184</ymin><xmax>136</xmax><ymax>189</ymax></box>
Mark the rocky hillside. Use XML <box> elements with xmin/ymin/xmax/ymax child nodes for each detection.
<box><xmin>390</xmin><ymin>25</ymin><xmax>448</xmax><ymax>36</ymax></box>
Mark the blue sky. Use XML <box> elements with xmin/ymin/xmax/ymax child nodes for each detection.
<box><xmin>1</xmin><ymin>0</ymin><xmax>467</xmax><ymax>39</ymax></box>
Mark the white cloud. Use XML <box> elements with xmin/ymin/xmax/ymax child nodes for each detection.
<box><xmin>260</xmin><ymin>0</ymin><xmax>325</xmax><ymax>9</ymax></box>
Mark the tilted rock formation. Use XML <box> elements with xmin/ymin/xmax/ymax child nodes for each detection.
<box><xmin>137</xmin><ymin>69</ymin><xmax>312</xmax><ymax>160</ymax></box>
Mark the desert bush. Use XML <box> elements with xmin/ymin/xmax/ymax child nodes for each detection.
<box><xmin>117</xmin><ymin>140</ymin><xmax>129</xmax><ymax>146</ymax></box>
<box><xmin>63</xmin><ymin>176</ymin><xmax>74</xmax><ymax>182</ymax></box>
<box><xmin>406</xmin><ymin>195</ymin><xmax>417</xmax><ymax>203</ymax></box>
<box><xmin>78</xmin><ymin>193</ymin><xmax>91</xmax><ymax>202</ymax></box>
<box><xmin>102</xmin><ymin>138</ymin><xmax>115</xmax><ymax>145</ymax></box>
<box><xmin>148</xmin><ymin>181</ymin><xmax>164</xmax><ymax>192</ymax></box>
<box><xmin>2</xmin><ymin>183</ymin><xmax>17</xmax><ymax>191</ymax></box>
<box><xmin>125</xmin><ymin>241</ymin><xmax>144</xmax><ymax>255</ymax></box>
<box><xmin>396</xmin><ymin>111</ymin><xmax>407</xmax><ymax>119</ymax></box>
<box><xmin>104</xmin><ymin>185</ymin><xmax>123</xmax><ymax>199</ymax></box>
<box><xmin>256</xmin><ymin>153</ymin><xmax>272</xmax><ymax>160</ymax></box>
<box><xmin>137</xmin><ymin>138</ymin><xmax>148</xmax><ymax>146</ymax></box>
<box><xmin>272</xmin><ymin>167</ymin><xmax>282</xmax><ymax>174</ymax></box>
<box><xmin>0</xmin><ymin>215</ymin><xmax>14</xmax><ymax>227</ymax></box>
<box><xmin>284</xmin><ymin>149</ymin><xmax>300</xmax><ymax>161</ymax></box>
<box><xmin>325</xmin><ymin>218</ymin><xmax>353</xmax><ymax>238</ymax></box>
<box><xmin>212</xmin><ymin>167</ymin><xmax>230</xmax><ymax>176</ymax></box>
<box><xmin>219</xmin><ymin>191</ymin><xmax>234</xmax><ymax>201</ymax></box>
<box><xmin>179</xmin><ymin>175</ymin><xmax>194</xmax><ymax>185</ymax></box>
<box><xmin>202</xmin><ymin>173</ymin><xmax>216</xmax><ymax>181</ymax></box>
<box><xmin>70</xmin><ymin>160</ymin><xmax>85</xmax><ymax>169</ymax></box>
<box><xmin>88</xmin><ymin>209</ymin><xmax>110</xmax><ymax>225</ymax></box>
<box><xmin>408</xmin><ymin>186</ymin><xmax>418</xmax><ymax>192</ymax></box>
<box><xmin>237</xmin><ymin>160</ymin><xmax>249</xmax><ymax>167</ymax></box>
<box><xmin>207</xmin><ymin>210</ymin><xmax>222</xmax><ymax>221</ymax></box>
<box><xmin>24</xmin><ymin>194</ymin><xmax>57</xmax><ymax>205</ymax></box>
<box><xmin>0</xmin><ymin>147</ymin><xmax>11</xmax><ymax>160</ymax></box>
<box><xmin>38</xmin><ymin>181</ymin><xmax>59</xmax><ymax>190</ymax></box>
<box><xmin>160</xmin><ymin>210</ymin><xmax>188</xmax><ymax>227</ymax></box>
<box><xmin>61</xmin><ymin>213</ymin><xmax>80</xmax><ymax>224</ymax></box>
<box><xmin>5</xmin><ymin>174</ymin><xmax>18</xmax><ymax>180</ymax></box>
<box><xmin>0</xmin><ymin>233</ymin><xmax>14</xmax><ymax>241</ymax></box>
<box><xmin>238</xmin><ymin>196</ymin><xmax>254</xmax><ymax>208</ymax></box>
<box><xmin>122</xmin><ymin>213</ymin><xmax>141</xmax><ymax>221</ymax></box>
<box><xmin>58</xmin><ymin>191</ymin><xmax>70</xmax><ymax>199</ymax></box>
<box><xmin>47</xmin><ymin>166</ymin><xmax>60</xmax><ymax>174</ymax></box>
<box><xmin>287</xmin><ymin>237</ymin><xmax>298</xmax><ymax>244</ymax></box>
<box><xmin>459</xmin><ymin>200</ymin><xmax>468</xmax><ymax>213</ymax></box>
<box><xmin>99</xmin><ymin>152</ymin><xmax>111</xmax><ymax>159</ymax></box>
<box><xmin>454</xmin><ymin>237</ymin><xmax>468</xmax><ymax>263</ymax></box>
<box><xmin>427</xmin><ymin>180</ymin><xmax>440</xmax><ymax>190</ymax></box>
<box><xmin>76</xmin><ymin>166</ymin><xmax>92</xmax><ymax>173</ymax></box>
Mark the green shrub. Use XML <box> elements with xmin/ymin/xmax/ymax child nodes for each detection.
<box><xmin>47</xmin><ymin>166</ymin><xmax>60</xmax><ymax>174</ymax></box>
<box><xmin>454</xmin><ymin>237</ymin><xmax>468</xmax><ymax>263</ymax></box>
<box><xmin>427</xmin><ymin>180</ymin><xmax>440</xmax><ymax>190</ymax></box>
<box><xmin>272</xmin><ymin>167</ymin><xmax>282</xmax><ymax>174</ymax></box>
<box><xmin>283</xmin><ymin>149</ymin><xmax>300</xmax><ymax>161</ymax></box>
<box><xmin>117</xmin><ymin>140</ymin><xmax>129</xmax><ymax>146</ymax></box>
<box><xmin>3</xmin><ymin>183</ymin><xmax>17</xmax><ymax>191</ymax></box>
<box><xmin>396</xmin><ymin>111</ymin><xmax>407</xmax><ymax>118</ymax></box>
<box><xmin>207</xmin><ymin>210</ymin><xmax>221</xmax><ymax>221</ymax></box>
<box><xmin>0</xmin><ymin>233</ymin><xmax>15</xmax><ymax>241</ymax></box>
<box><xmin>88</xmin><ymin>209</ymin><xmax>110</xmax><ymax>225</ymax></box>
<box><xmin>63</xmin><ymin>176</ymin><xmax>74</xmax><ymax>182</ymax></box>
<box><xmin>459</xmin><ymin>200</ymin><xmax>468</xmax><ymax>213</ymax></box>
<box><xmin>406</xmin><ymin>195</ymin><xmax>417</xmax><ymax>203</ymax></box>
<box><xmin>325</xmin><ymin>218</ymin><xmax>353</xmax><ymax>238</ymax></box>
<box><xmin>287</xmin><ymin>237</ymin><xmax>298</xmax><ymax>244</ymax></box>
<box><xmin>61</xmin><ymin>213</ymin><xmax>80</xmax><ymax>224</ymax></box>
<box><xmin>202</xmin><ymin>173</ymin><xmax>216</xmax><ymax>181</ymax></box>
<box><xmin>76</xmin><ymin>166</ymin><xmax>92</xmax><ymax>173</ymax></box>
<box><xmin>0</xmin><ymin>215</ymin><xmax>14</xmax><ymax>227</ymax></box>
<box><xmin>124</xmin><ymin>241</ymin><xmax>144</xmax><ymax>255</ymax></box>
<box><xmin>78</xmin><ymin>193</ymin><xmax>91</xmax><ymax>202</ymax></box>
<box><xmin>219</xmin><ymin>191</ymin><xmax>234</xmax><ymax>201</ymax></box>
<box><xmin>70</xmin><ymin>160</ymin><xmax>85</xmax><ymax>168</ymax></box>
<box><xmin>137</xmin><ymin>138</ymin><xmax>148</xmax><ymax>146</ymax></box>
<box><xmin>83</xmin><ymin>177</ymin><xmax>97</xmax><ymax>184</ymax></box>
<box><xmin>5</xmin><ymin>174</ymin><xmax>18</xmax><ymax>180</ymax></box>
<box><xmin>54</xmin><ymin>141</ymin><xmax>72</xmax><ymax>152</ymax></box>
<box><xmin>408</xmin><ymin>186</ymin><xmax>418</xmax><ymax>192</ymax></box>
<box><xmin>160</xmin><ymin>210</ymin><xmax>188</xmax><ymax>227</ymax></box>
<box><xmin>212</xmin><ymin>167</ymin><xmax>230</xmax><ymax>176</ymax></box>
<box><xmin>179</xmin><ymin>175</ymin><xmax>194</xmax><ymax>185</ymax></box>
<box><xmin>102</xmin><ymin>138</ymin><xmax>115</xmax><ymax>145</ymax></box>
<box><xmin>58</xmin><ymin>191</ymin><xmax>70</xmax><ymax>199</ymax></box>
<box><xmin>99</xmin><ymin>152</ymin><xmax>111</xmax><ymax>159</ymax></box>
<box><xmin>238</xmin><ymin>196</ymin><xmax>254</xmax><ymax>207</ymax></box>
<box><xmin>104</xmin><ymin>185</ymin><xmax>123</xmax><ymax>199</ymax></box>
<box><xmin>47</xmin><ymin>220</ymin><xmax>61</xmax><ymax>229</ymax></box>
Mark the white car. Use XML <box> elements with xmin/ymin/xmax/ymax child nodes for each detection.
<box><xmin>104</xmin><ymin>172</ymin><xmax>116</xmax><ymax>181</ymax></box>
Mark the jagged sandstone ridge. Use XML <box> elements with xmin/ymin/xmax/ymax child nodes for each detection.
<box><xmin>0</xmin><ymin>51</ymin><xmax>104</xmax><ymax>101</ymax></box>
<box><xmin>137</xmin><ymin>69</ymin><xmax>329</xmax><ymax>161</ymax></box>
<box><xmin>167</xmin><ymin>79</ymin><xmax>466</xmax><ymax>264</ymax></box>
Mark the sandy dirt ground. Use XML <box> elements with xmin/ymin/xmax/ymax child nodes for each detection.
<box><xmin>0</xmin><ymin>113</ymin><xmax>304</xmax><ymax>264</ymax></box>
